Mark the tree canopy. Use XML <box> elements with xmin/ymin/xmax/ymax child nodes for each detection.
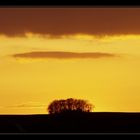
<box><xmin>47</xmin><ymin>98</ymin><xmax>94</xmax><ymax>114</ymax></box>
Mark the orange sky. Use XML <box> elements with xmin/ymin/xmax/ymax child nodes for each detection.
<box><xmin>0</xmin><ymin>8</ymin><xmax>140</xmax><ymax>114</ymax></box>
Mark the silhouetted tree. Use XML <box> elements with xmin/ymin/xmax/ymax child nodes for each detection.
<box><xmin>47</xmin><ymin>98</ymin><xmax>94</xmax><ymax>114</ymax></box>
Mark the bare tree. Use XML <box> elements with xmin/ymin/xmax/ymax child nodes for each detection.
<box><xmin>47</xmin><ymin>98</ymin><xmax>94</xmax><ymax>114</ymax></box>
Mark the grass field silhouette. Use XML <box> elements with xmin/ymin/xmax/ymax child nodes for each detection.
<box><xmin>0</xmin><ymin>112</ymin><xmax>140</xmax><ymax>133</ymax></box>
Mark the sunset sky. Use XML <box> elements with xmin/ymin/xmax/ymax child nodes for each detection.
<box><xmin>0</xmin><ymin>8</ymin><xmax>140</xmax><ymax>114</ymax></box>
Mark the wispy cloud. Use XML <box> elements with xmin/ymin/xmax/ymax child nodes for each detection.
<box><xmin>12</xmin><ymin>51</ymin><xmax>116</xmax><ymax>59</ymax></box>
<box><xmin>5</xmin><ymin>102</ymin><xmax>46</xmax><ymax>109</ymax></box>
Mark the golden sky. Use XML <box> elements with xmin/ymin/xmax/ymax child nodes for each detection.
<box><xmin>0</xmin><ymin>8</ymin><xmax>140</xmax><ymax>114</ymax></box>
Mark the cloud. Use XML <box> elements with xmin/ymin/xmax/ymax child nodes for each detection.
<box><xmin>5</xmin><ymin>102</ymin><xmax>46</xmax><ymax>109</ymax></box>
<box><xmin>0</xmin><ymin>8</ymin><xmax>140</xmax><ymax>36</ymax></box>
<box><xmin>12</xmin><ymin>51</ymin><xmax>116</xmax><ymax>59</ymax></box>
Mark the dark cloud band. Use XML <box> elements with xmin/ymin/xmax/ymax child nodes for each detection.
<box><xmin>13</xmin><ymin>51</ymin><xmax>116</xmax><ymax>59</ymax></box>
<box><xmin>0</xmin><ymin>8</ymin><xmax>140</xmax><ymax>36</ymax></box>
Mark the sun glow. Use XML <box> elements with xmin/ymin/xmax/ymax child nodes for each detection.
<box><xmin>0</xmin><ymin>33</ymin><xmax>140</xmax><ymax>114</ymax></box>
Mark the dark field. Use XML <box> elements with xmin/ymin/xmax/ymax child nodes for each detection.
<box><xmin>0</xmin><ymin>112</ymin><xmax>140</xmax><ymax>133</ymax></box>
